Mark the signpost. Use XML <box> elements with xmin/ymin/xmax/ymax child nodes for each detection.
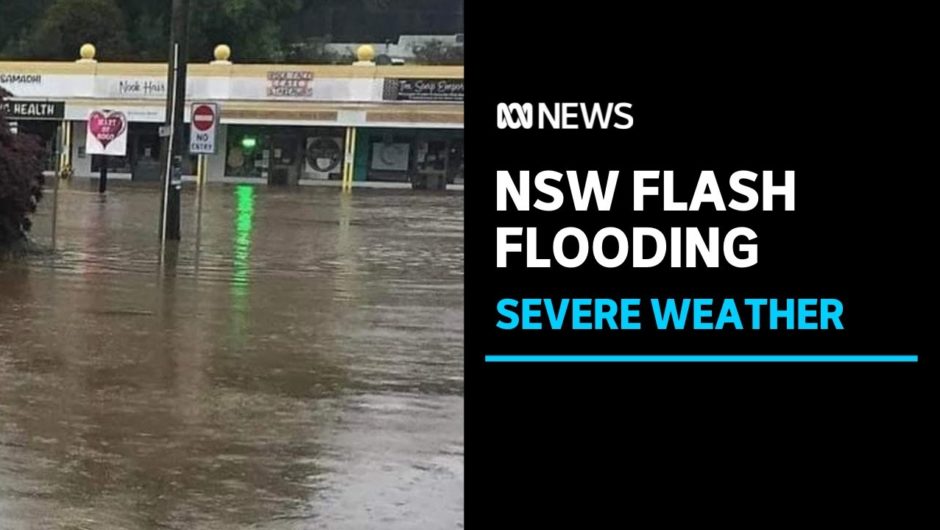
<box><xmin>85</xmin><ymin>109</ymin><xmax>128</xmax><ymax>193</ymax></box>
<box><xmin>189</xmin><ymin>102</ymin><xmax>218</xmax><ymax>251</ymax></box>
<box><xmin>189</xmin><ymin>102</ymin><xmax>218</xmax><ymax>155</ymax></box>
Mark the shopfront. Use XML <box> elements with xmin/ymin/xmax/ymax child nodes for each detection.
<box><xmin>4</xmin><ymin>56</ymin><xmax>463</xmax><ymax>188</ymax></box>
<box><xmin>354</xmin><ymin>128</ymin><xmax>463</xmax><ymax>187</ymax></box>
<box><xmin>72</xmin><ymin>121</ymin><xmax>201</xmax><ymax>181</ymax></box>
<box><xmin>225</xmin><ymin>125</ymin><xmax>347</xmax><ymax>184</ymax></box>
<box><xmin>1</xmin><ymin>99</ymin><xmax>65</xmax><ymax>172</ymax></box>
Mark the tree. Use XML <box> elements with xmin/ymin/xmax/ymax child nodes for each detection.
<box><xmin>412</xmin><ymin>40</ymin><xmax>463</xmax><ymax>65</ymax></box>
<box><xmin>188</xmin><ymin>0</ymin><xmax>302</xmax><ymax>62</ymax></box>
<box><xmin>0</xmin><ymin>91</ymin><xmax>45</xmax><ymax>252</ymax></box>
<box><xmin>130</xmin><ymin>10</ymin><xmax>168</xmax><ymax>61</ymax></box>
<box><xmin>0</xmin><ymin>0</ymin><xmax>54</xmax><ymax>58</ymax></box>
<box><xmin>27</xmin><ymin>0</ymin><xmax>131</xmax><ymax>60</ymax></box>
<box><xmin>1</xmin><ymin>0</ymin><xmax>465</xmax><ymax>62</ymax></box>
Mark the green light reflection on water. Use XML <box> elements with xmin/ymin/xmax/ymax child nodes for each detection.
<box><xmin>231</xmin><ymin>185</ymin><xmax>255</xmax><ymax>342</ymax></box>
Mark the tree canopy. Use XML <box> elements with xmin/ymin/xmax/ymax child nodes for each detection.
<box><xmin>0</xmin><ymin>0</ymin><xmax>463</xmax><ymax>63</ymax></box>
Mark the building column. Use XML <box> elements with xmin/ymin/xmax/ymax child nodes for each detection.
<box><xmin>342</xmin><ymin>126</ymin><xmax>357</xmax><ymax>192</ymax></box>
<box><xmin>206</xmin><ymin>123</ymin><xmax>228</xmax><ymax>181</ymax></box>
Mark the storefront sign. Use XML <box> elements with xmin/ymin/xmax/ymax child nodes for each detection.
<box><xmin>0</xmin><ymin>100</ymin><xmax>64</xmax><ymax>120</ymax></box>
<box><xmin>267</xmin><ymin>71</ymin><xmax>314</xmax><ymax>98</ymax></box>
<box><xmin>85</xmin><ymin>110</ymin><xmax>128</xmax><ymax>156</ymax></box>
<box><xmin>189</xmin><ymin>102</ymin><xmax>219</xmax><ymax>154</ymax></box>
<box><xmin>0</xmin><ymin>73</ymin><xmax>43</xmax><ymax>85</ymax></box>
<box><xmin>383</xmin><ymin>78</ymin><xmax>464</xmax><ymax>102</ymax></box>
<box><xmin>116</xmin><ymin>78</ymin><xmax>166</xmax><ymax>97</ymax></box>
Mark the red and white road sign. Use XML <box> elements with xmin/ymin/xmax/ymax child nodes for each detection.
<box><xmin>193</xmin><ymin>104</ymin><xmax>215</xmax><ymax>131</ymax></box>
<box><xmin>189</xmin><ymin>102</ymin><xmax>219</xmax><ymax>154</ymax></box>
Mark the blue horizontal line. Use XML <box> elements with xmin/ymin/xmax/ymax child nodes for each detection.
<box><xmin>485</xmin><ymin>355</ymin><xmax>918</xmax><ymax>363</ymax></box>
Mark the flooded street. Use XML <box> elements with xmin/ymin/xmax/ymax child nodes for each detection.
<box><xmin>0</xmin><ymin>182</ymin><xmax>463</xmax><ymax>529</ymax></box>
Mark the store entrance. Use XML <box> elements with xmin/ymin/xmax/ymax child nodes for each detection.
<box><xmin>16</xmin><ymin>121</ymin><xmax>60</xmax><ymax>172</ymax></box>
<box><xmin>446</xmin><ymin>138</ymin><xmax>464</xmax><ymax>185</ymax></box>
<box><xmin>130</xmin><ymin>126</ymin><xmax>162</xmax><ymax>181</ymax></box>
<box><xmin>267</xmin><ymin>134</ymin><xmax>301</xmax><ymax>185</ymax></box>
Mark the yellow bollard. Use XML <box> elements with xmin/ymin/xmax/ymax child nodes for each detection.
<box><xmin>342</xmin><ymin>127</ymin><xmax>357</xmax><ymax>193</ymax></box>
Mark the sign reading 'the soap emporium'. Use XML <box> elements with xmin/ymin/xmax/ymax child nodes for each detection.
<box><xmin>383</xmin><ymin>78</ymin><xmax>464</xmax><ymax>102</ymax></box>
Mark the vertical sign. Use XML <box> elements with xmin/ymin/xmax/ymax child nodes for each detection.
<box><xmin>85</xmin><ymin>110</ymin><xmax>128</xmax><ymax>156</ymax></box>
<box><xmin>189</xmin><ymin>102</ymin><xmax>219</xmax><ymax>154</ymax></box>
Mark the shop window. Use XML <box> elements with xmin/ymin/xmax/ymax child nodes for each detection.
<box><xmin>368</xmin><ymin>133</ymin><xmax>413</xmax><ymax>182</ymax></box>
<box><xmin>303</xmin><ymin>135</ymin><xmax>344</xmax><ymax>180</ymax></box>
<box><xmin>226</xmin><ymin>125</ymin><xmax>322</xmax><ymax>184</ymax></box>
<box><xmin>416</xmin><ymin>140</ymin><xmax>448</xmax><ymax>173</ymax></box>
<box><xmin>16</xmin><ymin>121</ymin><xmax>59</xmax><ymax>171</ymax></box>
<box><xmin>447</xmin><ymin>138</ymin><xmax>464</xmax><ymax>184</ymax></box>
<box><xmin>226</xmin><ymin>128</ymin><xmax>266</xmax><ymax>178</ymax></box>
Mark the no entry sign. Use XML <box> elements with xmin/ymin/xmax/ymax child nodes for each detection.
<box><xmin>189</xmin><ymin>102</ymin><xmax>219</xmax><ymax>154</ymax></box>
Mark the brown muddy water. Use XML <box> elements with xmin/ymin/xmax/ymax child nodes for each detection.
<box><xmin>0</xmin><ymin>181</ymin><xmax>463</xmax><ymax>529</ymax></box>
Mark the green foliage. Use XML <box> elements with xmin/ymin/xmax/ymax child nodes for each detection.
<box><xmin>284</xmin><ymin>39</ymin><xmax>355</xmax><ymax>64</ymax></box>
<box><xmin>412</xmin><ymin>40</ymin><xmax>463</xmax><ymax>65</ymax></box>
<box><xmin>0</xmin><ymin>0</ymin><xmax>463</xmax><ymax>63</ymax></box>
<box><xmin>189</xmin><ymin>0</ymin><xmax>302</xmax><ymax>62</ymax></box>
<box><xmin>27</xmin><ymin>0</ymin><xmax>131</xmax><ymax>60</ymax></box>
<box><xmin>0</xmin><ymin>0</ymin><xmax>54</xmax><ymax>58</ymax></box>
<box><xmin>131</xmin><ymin>11</ymin><xmax>168</xmax><ymax>62</ymax></box>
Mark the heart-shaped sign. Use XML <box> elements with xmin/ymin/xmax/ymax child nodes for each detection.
<box><xmin>88</xmin><ymin>110</ymin><xmax>127</xmax><ymax>148</ymax></box>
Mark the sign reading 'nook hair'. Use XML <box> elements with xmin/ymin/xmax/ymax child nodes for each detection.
<box><xmin>383</xmin><ymin>78</ymin><xmax>464</xmax><ymax>102</ymax></box>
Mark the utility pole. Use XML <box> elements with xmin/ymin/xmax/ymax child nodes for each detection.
<box><xmin>159</xmin><ymin>0</ymin><xmax>191</xmax><ymax>244</ymax></box>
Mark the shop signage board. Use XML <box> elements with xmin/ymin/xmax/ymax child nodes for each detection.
<box><xmin>109</xmin><ymin>77</ymin><xmax>167</xmax><ymax>98</ymax></box>
<box><xmin>383</xmin><ymin>78</ymin><xmax>464</xmax><ymax>102</ymax></box>
<box><xmin>266</xmin><ymin>71</ymin><xmax>314</xmax><ymax>98</ymax></box>
<box><xmin>85</xmin><ymin>109</ymin><xmax>128</xmax><ymax>156</ymax></box>
<box><xmin>0</xmin><ymin>73</ymin><xmax>43</xmax><ymax>85</ymax></box>
<box><xmin>0</xmin><ymin>100</ymin><xmax>64</xmax><ymax>120</ymax></box>
<box><xmin>0</xmin><ymin>72</ymin><xmax>49</xmax><ymax>97</ymax></box>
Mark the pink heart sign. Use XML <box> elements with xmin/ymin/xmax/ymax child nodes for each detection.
<box><xmin>88</xmin><ymin>110</ymin><xmax>127</xmax><ymax>148</ymax></box>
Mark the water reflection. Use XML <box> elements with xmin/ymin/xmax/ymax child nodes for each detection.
<box><xmin>231</xmin><ymin>185</ymin><xmax>255</xmax><ymax>346</ymax></box>
<box><xmin>0</xmin><ymin>181</ymin><xmax>463</xmax><ymax>528</ymax></box>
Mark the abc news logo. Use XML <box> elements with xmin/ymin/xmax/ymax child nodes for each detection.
<box><xmin>496</xmin><ymin>102</ymin><xmax>633</xmax><ymax>130</ymax></box>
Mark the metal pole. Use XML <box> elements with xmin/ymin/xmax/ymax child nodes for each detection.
<box><xmin>342</xmin><ymin>127</ymin><xmax>356</xmax><ymax>193</ymax></box>
<box><xmin>51</xmin><ymin>169</ymin><xmax>59</xmax><ymax>248</ymax></box>
<box><xmin>194</xmin><ymin>155</ymin><xmax>205</xmax><ymax>276</ymax></box>
<box><xmin>159</xmin><ymin>0</ymin><xmax>190</xmax><ymax>246</ymax></box>
<box><xmin>98</xmin><ymin>157</ymin><xmax>108</xmax><ymax>193</ymax></box>
<box><xmin>51</xmin><ymin>122</ymin><xmax>63</xmax><ymax>248</ymax></box>
<box><xmin>160</xmin><ymin>42</ymin><xmax>178</xmax><ymax>256</ymax></box>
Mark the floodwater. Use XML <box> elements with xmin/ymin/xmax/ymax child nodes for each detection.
<box><xmin>0</xmin><ymin>180</ymin><xmax>463</xmax><ymax>529</ymax></box>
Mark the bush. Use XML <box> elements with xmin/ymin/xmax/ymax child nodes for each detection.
<box><xmin>412</xmin><ymin>40</ymin><xmax>463</xmax><ymax>65</ymax></box>
<box><xmin>283</xmin><ymin>39</ymin><xmax>356</xmax><ymax>64</ymax></box>
<box><xmin>0</xmin><ymin>92</ymin><xmax>45</xmax><ymax>252</ymax></box>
